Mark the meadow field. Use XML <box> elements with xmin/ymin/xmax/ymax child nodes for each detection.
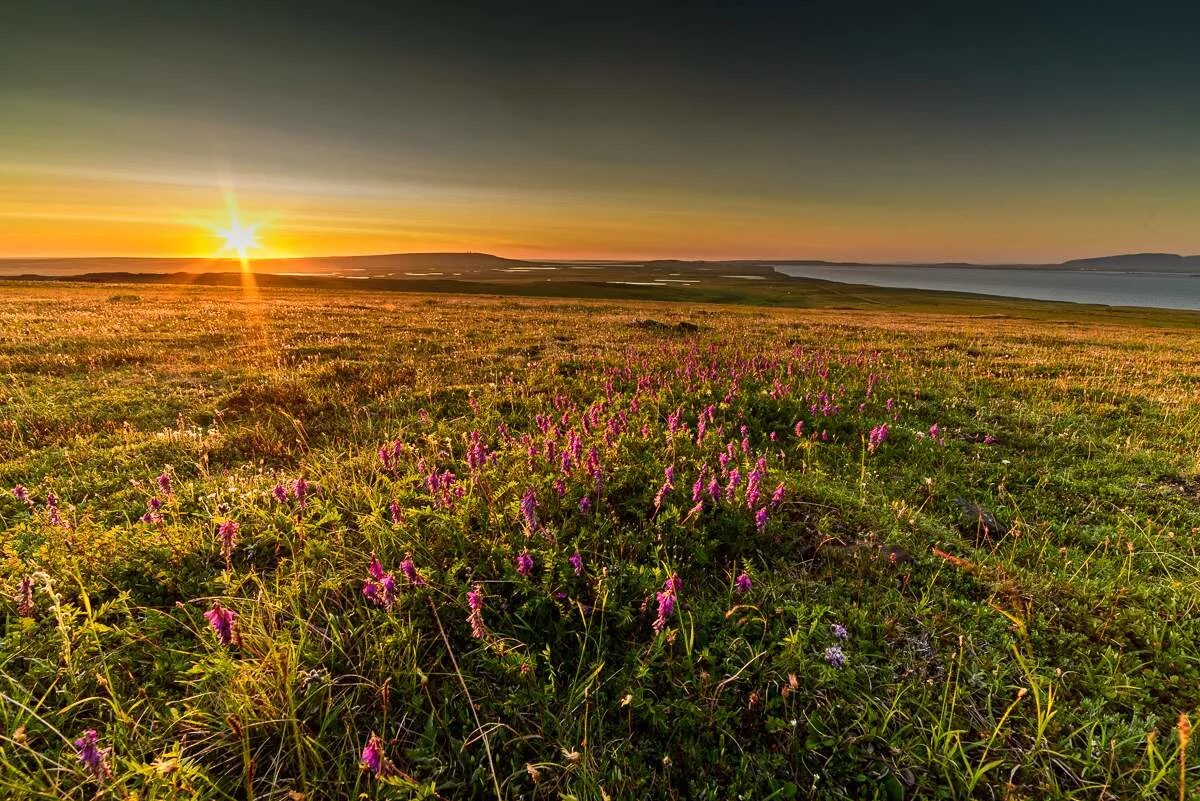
<box><xmin>1</xmin><ymin>281</ymin><xmax>1199</xmax><ymax>799</ymax></box>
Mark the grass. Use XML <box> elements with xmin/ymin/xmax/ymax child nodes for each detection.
<box><xmin>7</xmin><ymin>265</ymin><xmax>1200</xmax><ymax>329</ymax></box>
<box><xmin>1</xmin><ymin>281</ymin><xmax>1198</xmax><ymax>799</ymax></box>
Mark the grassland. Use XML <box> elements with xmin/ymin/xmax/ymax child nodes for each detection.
<box><xmin>7</xmin><ymin>259</ymin><xmax>1200</xmax><ymax>330</ymax></box>
<box><xmin>1</xmin><ymin>281</ymin><xmax>1199</xmax><ymax>799</ymax></box>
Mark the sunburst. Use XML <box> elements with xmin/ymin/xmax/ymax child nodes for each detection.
<box><xmin>215</xmin><ymin>216</ymin><xmax>261</xmax><ymax>268</ymax></box>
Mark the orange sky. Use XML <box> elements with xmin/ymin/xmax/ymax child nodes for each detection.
<box><xmin>4</xmin><ymin>164</ymin><xmax>1200</xmax><ymax>263</ymax></box>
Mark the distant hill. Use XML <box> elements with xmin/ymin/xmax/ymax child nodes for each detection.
<box><xmin>1060</xmin><ymin>253</ymin><xmax>1200</xmax><ymax>273</ymax></box>
<box><xmin>0</xmin><ymin>252</ymin><xmax>524</xmax><ymax>277</ymax></box>
<box><xmin>3</xmin><ymin>251</ymin><xmax>1199</xmax><ymax>277</ymax></box>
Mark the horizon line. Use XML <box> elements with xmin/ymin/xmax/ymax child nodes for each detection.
<box><xmin>0</xmin><ymin>250</ymin><xmax>1193</xmax><ymax>266</ymax></box>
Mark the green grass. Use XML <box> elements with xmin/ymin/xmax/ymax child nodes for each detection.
<box><xmin>7</xmin><ymin>265</ymin><xmax>1200</xmax><ymax>330</ymax></box>
<box><xmin>1</xmin><ymin>282</ymin><xmax>1198</xmax><ymax>799</ymax></box>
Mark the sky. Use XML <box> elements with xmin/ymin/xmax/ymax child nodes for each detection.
<box><xmin>2</xmin><ymin>1</ymin><xmax>1199</xmax><ymax>262</ymax></box>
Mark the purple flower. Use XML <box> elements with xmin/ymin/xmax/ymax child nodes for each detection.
<box><xmin>361</xmin><ymin>733</ymin><xmax>389</xmax><ymax>777</ymax></box>
<box><xmin>824</xmin><ymin>645</ymin><xmax>846</xmax><ymax>669</ymax></box>
<box><xmin>770</xmin><ymin>483</ymin><xmax>786</xmax><ymax>507</ymax></box>
<box><xmin>217</xmin><ymin>520</ymin><xmax>239</xmax><ymax>565</ymax></box>
<box><xmin>735</xmin><ymin>571</ymin><xmax>752</xmax><ymax>594</ymax></box>
<box><xmin>755</xmin><ymin>506</ymin><xmax>769</xmax><ymax>532</ymax></box>
<box><xmin>983</xmin><ymin>434</ymin><xmax>996</xmax><ymax>445</ymax></box>
<box><xmin>724</xmin><ymin>469</ymin><xmax>741</xmax><ymax>501</ymax></box>
<box><xmin>651</xmin><ymin>574</ymin><xmax>682</xmax><ymax>634</ymax></box>
<box><xmin>12</xmin><ymin>485</ymin><xmax>31</xmax><ymax>507</ymax></box>
<box><xmin>832</xmin><ymin>623</ymin><xmax>849</xmax><ymax>641</ymax></box>
<box><xmin>745</xmin><ymin>460</ymin><xmax>764</xmax><ymax>510</ymax></box>
<box><xmin>73</xmin><ymin>729</ymin><xmax>111</xmax><ymax>778</ymax></box>
<box><xmin>467</xmin><ymin>430</ymin><xmax>489</xmax><ymax>471</ymax></box>
<box><xmin>868</xmin><ymin>423</ymin><xmax>889</xmax><ymax>452</ymax></box>
<box><xmin>653</xmin><ymin>465</ymin><xmax>676</xmax><ymax>512</ymax></box>
<box><xmin>399</xmin><ymin>556</ymin><xmax>425</xmax><ymax>586</ymax></box>
<box><xmin>466</xmin><ymin>584</ymin><xmax>487</xmax><ymax>639</ymax></box>
<box><xmin>363</xmin><ymin>557</ymin><xmax>399</xmax><ymax>609</ymax></box>
<box><xmin>578</xmin><ymin>495</ymin><xmax>592</xmax><ymax>514</ymax></box>
<box><xmin>516</xmin><ymin>550</ymin><xmax>534</xmax><ymax>577</ymax></box>
<box><xmin>652</xmin><ymin>590</ymin><xmax>676</xmax><ymax>634</ymax></box>
<box><xmin>16</xmin><ymin>576</ymin><xmax>35</xmax><ymax>617</ymax></box>
<box><xmin>203</xmin><ymin>601</ymin><xmax>239</xmax><ymax>647</ymax></box>
<box><xmin>156</xmin><ymin>472</ymin><xmax>172</xmax><ymax>495</ymax></box>
<box><xmin>45</xmin><ymin>492</ymin><xmax>64</xmax><ymax>527</ymax></box>
<box><xmin>520</xmin><ymin>488</ymin><xmax>538</xmax><ymax>532</ymax></box>
<box><xmin>272</xmin><ymin>483</ymin><xmax>288</xmax><ymax>503</ymax></box>
<box><xmin>929</xmin><ymin>423</ymin><xmax>941</xmax><ymax>442</ymax></box>
<box><xmin>569</xmin><ymin>551</ymin><xmax>584</xmax><ymax>576</ymax></box>
<box><xmin>389</xmin><ymin>499</ymin><xmax>403</xmax><ymax>524</ymax></box>
<box><xmin>292</xmin><ymin>477</ymin><xmax>310</xmax><ymax>509</ymax></box>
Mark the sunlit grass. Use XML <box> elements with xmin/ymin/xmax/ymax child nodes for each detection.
<box><xmin>0</xmin><ymin>283</ymin><xmax>1197</xmax><ymax>799</ymax></box>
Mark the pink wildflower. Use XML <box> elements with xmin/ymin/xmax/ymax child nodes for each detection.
<box><xmin>73</xmin><ymin>729</ymin><xmax>111</xmax><ymax>779</ymax></box>
<box><xmin>652</xmin><ymin>591</ymin><xmax>676</xmax><ymax>634</ymax></box>
<box><xmin>217</xmin><ymin>520</ymin><xmax>239</xmax><ymax>566</ymax></box>
<box><xmin>735</xmin><ymin>571</ymin><xmax>752</xmax><ymax>594</ymax></box>
<box><xmin>466</xmin><ymin>584</ymin><xmax>487</xmax><ymax>639</ymax></box>
<box><xmin>399</xmin><ymin>556</ymin><xmax>425</xmax><ymax>586</ymax></box>
<box><xmin>203</xmin><ymin>601</ymin><xmax>239</xmax><ymax>647</ymax></box>
<box><xmin>360</xmin><ymin>733</ymin><xmax>390</xmax><ymax>777</ymax></box>
<box><xmin>868</xmin><ymin>423</ymin><xmax>889</xmax><ymax>452</ymax></box>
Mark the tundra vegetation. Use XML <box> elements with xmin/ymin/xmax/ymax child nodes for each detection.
<box><xmin>1</xmin><ymin>282</ymin><xmax>1198</xmax><ymax>800</ymax></box>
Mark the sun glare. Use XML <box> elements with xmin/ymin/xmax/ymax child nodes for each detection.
<box><xmin>216</xmin><ymin>217</ymin><xmax>261</xmax><ymax>267</ymax></box>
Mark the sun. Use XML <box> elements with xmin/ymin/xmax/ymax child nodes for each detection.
<box><xmin>216</xmin><ymin>216</ymin><xmax>261</xmax><ymax>267</ymax></box>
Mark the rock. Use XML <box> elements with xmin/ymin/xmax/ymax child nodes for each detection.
<box><xmin>877</xmin><ymin>544</ymin><xmax>914</xmax><ymax>565</ymax></box>
<box><xmin>630</xmin><ymin>318</ymin><xmax>700</xmax><ymax>334</ymax></box>
<box><xmin>956</xmin><ymin>499</ymin><xmax>1009</xmax><ymax>543</ymax></box>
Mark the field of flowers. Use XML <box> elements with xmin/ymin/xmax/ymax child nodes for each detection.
<box><xmin>1</xmin><ymin>282</ymin><xmax>1199</xmax><ymax>799</ymax></box>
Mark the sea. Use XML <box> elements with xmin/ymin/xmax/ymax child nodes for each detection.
<box><xmin>770</xmin><ymin>265</ymin><xmax>1200</xmax><ymax>311</ymax></box>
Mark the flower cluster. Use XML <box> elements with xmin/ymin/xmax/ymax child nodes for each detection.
<box><xmin>735</xmin><ymin>571</ymin><xmax>752</xmax><ymax>594</ymax></box>
<box><xmin>203</xmin><ymin>601</ymin><xmax>239</xmax><ymax>647</ymax></box>
<box><xmin>73</xmin><ymin>729</ymin><xmax>111</xmax><ymax>779</ymax></box>
<box><xmin>824</xmin><ymin>622</ymin><xmax>851</xmax><ymax>668</ymax></box>
<box><xmin>399</xmin><ymin>556</ymin><xmax>425</xmax><ymax>586</ymax></box>
<box><xmin>653</xmin><ymin>574</ymin><xmax>681</xmax><ymax>634</ymax></box>
<box><xmin>12</xmin><ymin>485</ymin><xmax>33</xmax><ymax>508</ymax></box>
<box><xmin>272</xmin><ymin>477</ymin><xmax>312</xmax><ymax>510</ymax></box>
<box><xmin>362</xmin><ymin>557</ymin><xmax>399</xmax><ymax>610</ymax></box>
<box><xmin>217</xmin><ymin>519</ymin><xmax>239</xmax><ymax>567</ymax></box>
<box><xmin>824</xmin><ymin>645</ymin><xmax>847</xmax><ymax>669</ymax></box>
<box><xmin>520</xmin><ymin>488</ymin><xmax>539</xmax><ymax>533</ymax></box>
<box><xmin>868</xmin><ymin>423</ymin><xmax>889</xmax><ymax>452</ymax></box>
<box><xmin>466</xmin><ymin>584</ymin><xmax>487</xmax><ymax>639</ymax></box>
<box><xmin>15</xmin><ymin>576</ymin><xmax>35</xmax><ymax>618</ymax></box>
